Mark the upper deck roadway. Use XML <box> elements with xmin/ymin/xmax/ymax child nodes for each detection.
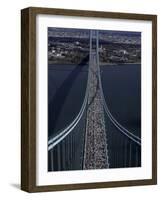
<box><xmin>83</xmin><ymin>30</ymin><xmax>109</xmax><ymax>169</ymax></box>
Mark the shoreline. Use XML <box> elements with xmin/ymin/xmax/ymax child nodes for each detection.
<box><xmin>100</xmin><ymin>62</ymin><xmax>141</xmax><ymax>66</ymax></box>
<box><xmin>48</xmin><ymin>61</ymin><xmax>141</xmax><ymax>66</ymax></box>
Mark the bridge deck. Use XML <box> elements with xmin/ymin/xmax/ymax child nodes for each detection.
<box><xmin>83</xmin><ymin>51</ymin><xmax>109</xmax><ymax>169</ymax></box>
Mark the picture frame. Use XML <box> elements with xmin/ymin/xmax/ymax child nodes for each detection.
<box><xmin>21</xmin><ymin>7</ymin><xmax>157</xmax><ymax>192</ymax></box>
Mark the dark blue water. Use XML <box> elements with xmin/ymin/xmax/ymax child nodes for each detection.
<box><xmin>48</xmin><ymin>64</ymin><xmax>88</xmax><ymax>138</ymax></box>
<box><xmin>101</xmin><ymin>64</ymin><xmax>141</xmax><ymax>137</ymax></box>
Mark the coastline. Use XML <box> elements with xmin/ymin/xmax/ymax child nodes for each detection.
<box><xmin>48</xmin><ymin>61</ymin><xmax>140</xmax><ymax>66</ymax></box>
<box><xmin>100</xmin><ymin>62</ymin><xmax>141</xmax><ymax>66</ymax></box>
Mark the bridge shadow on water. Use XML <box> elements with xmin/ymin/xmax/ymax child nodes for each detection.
<box><xmin>48</xmin><ymin>55</ymin><xmax>89</xmax><ymax>138</ymax></box>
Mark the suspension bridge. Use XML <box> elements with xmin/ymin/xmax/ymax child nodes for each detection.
<box><xmin>48</xmin><ymin>30</ymin><xmax>141</xmax><ymax>171</ymax></box>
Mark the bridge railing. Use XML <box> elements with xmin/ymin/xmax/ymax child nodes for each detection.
<box><xmin>96</xmin><ymin>30</ymin><xmax>141</xmax><ymax>168</ymax></box>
